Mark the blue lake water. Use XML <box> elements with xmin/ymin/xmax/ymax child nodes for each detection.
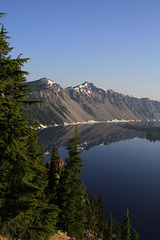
<box><xmin>57</xmin><ymin>138</ymin><xmax>160</xmax><ymax>240</ymax></box>
<box><xmin>41</xmin><ymin>123</ymin><xmax>160</xmax><ymax>240</ymax></box>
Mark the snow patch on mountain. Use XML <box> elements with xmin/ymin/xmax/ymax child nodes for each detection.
<box><xmin>47</xmin><ymin>79</ymin><xmax>55</xmax><ymax>87</ymax></box>
<box><xmin>73</xmin><ymin>82</ymin><xmax>93</xmax><ymax>95</ymax></box>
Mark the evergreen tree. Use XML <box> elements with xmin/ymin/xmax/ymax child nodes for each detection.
<box><xmin>85</xmin><ymin>194</ymin><xmax>98</xmax><ymax>233</ymax></box>
<box><xmin>112</xmin><ymin>219</ymin><xmax>121</xmax><ymax>240</ymax></box>
<box><xmin>89</xmin><ymin>194</ymin><xmax>98</xmax><ymax>210</ymax></box>
<box><xmin>46</xmin><ymin>145</ymin><xmax>61</xmax><ymax>201</ymax></box>
<box><xmin>121</xmin><ymin>209</ymin><xmax>131</xmax><ymax>240</ymax></box>
<box><xmin>0</xmin><ymin>14</ymin><xmax>59</xmax><ymax>240</ymax></box>
<box><xmin>131</xmin><ymin>228</ymin><xmax>140</xmax><ymax>240</ymax></box>
<box><xmin>106</xmin><ymin>213</ymin><xmax>113</xmax><ymax>240</ymax></box>
<box><xmin>57</xmin><ymin>126</ymin><xmax>85</xmax><ymax>240</ymax></box>
<box><xmin>87</xmin><ymin>208</ymin><xmax>99</xmax><ymax>233</ymax></box>
<box><xmin>97</xmin><ymin>194</ymin><xmax>105</xmax><ymax>236</ymax></box>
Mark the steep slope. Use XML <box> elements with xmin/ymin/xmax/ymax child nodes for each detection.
<box><xmin>26</xmin><ymin>78</ymin><xmax>94</xmax><ymax>124</ymax></box>
<box><xmin>26</xmin><ymin>78</ymin><xmax>160</xmax><ymax>125</ymax></box>
<box><xmin>67</xmin><ymin>82</ymin><xmax>137</xmax><ymax>121</ymax></box>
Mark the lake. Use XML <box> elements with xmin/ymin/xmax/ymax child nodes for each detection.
<box><xmin>38</xmin><ymin>123</ymin><xmax>160</xmax><ymax>240</ymax></box>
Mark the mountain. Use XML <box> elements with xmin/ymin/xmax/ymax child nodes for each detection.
<box><xmin>26</xmin><ymin>77</ymin><xmax>160</xmax><ymax>125</ymax></box>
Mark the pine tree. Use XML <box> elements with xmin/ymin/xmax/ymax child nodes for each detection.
<box><xmin>97</xmin><ymin>194</ymin><xmax>105</xmax><ymax>236</ymax></box>
<box><xmin>85</xmin><ymin>194</ymin><xmax>98</xmax><ymax>233</ymax></box>
<box><xmin>131</xmin><ymin>228</ymin><xmax>140</xmax><ymax>240</ymax></box>
<box><xmin>121</xmin><ymin>209</ymin><xmax>131</xmax><ymax>240</ymax></box>
<box><xmin>57</xmin><ymin>126</ymin><xmax>85</xmax><ymax>240</ymax></box>
<box><xmin>0</xmin><ymin>14</ymin><xmax>59</xmax><ymax>240</ymax></box>
<box><xmin>46</xmin><ymin>145</ymin><xmax>62</xmax><ymax>202</ymax></box>
<box><xmin>112</xmin><ymin>219</ymin><xmax>121</xmax><ymax>240</ymax></box>
<box><xmin>106</xmin><ymin>213</ymin><xmax>113</xmax><ymax>240</ymax></box>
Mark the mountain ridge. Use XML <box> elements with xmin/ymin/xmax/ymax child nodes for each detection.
<box><xmin>26</xmin><ymin>77</ymin><xmax>160</xmax><ymax>125</ymax></box>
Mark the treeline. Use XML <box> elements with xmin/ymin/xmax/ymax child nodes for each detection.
<box><xmin>85</xmin><ymin>194</ymin><xmax>140</xmax><ymax>240</ymax></box>
<box><xmin>43</xmin><ymin>142</ymin><xmax>140</xmax><ymax>240</ymax></box>
<box><xmin>0</xmin><ymin>13</ymin><xmax>139</xmax><ymax>240</ymax></box>
<box><xmin>42</xmin><ymin>134</ymin><xmax>140</xmax><ymax>240</ymax></box>
<box><xmin>146</xmin><ymin>131</ymin><xmax>160</xmax><ymax>142</ymax></box>
<box><xmin>0</xmin><ymin>13</ymin><xmax>59</xmax><ymax>240</ymax></box>
<box><xmin>122</xmin><ymin>123</ymin><xmax>160</xmax><ymax>132</ymax></box>
<box><xmin>122</xmin><ymin>123</ymin><xmax>160</xmax><ymax>142</ymax></box>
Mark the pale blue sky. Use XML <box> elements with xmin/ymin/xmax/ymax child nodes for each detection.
<box><xmin>1</xmin><ymin>0</ymin><xmax>160</xmax><ymax>100</ymax></box>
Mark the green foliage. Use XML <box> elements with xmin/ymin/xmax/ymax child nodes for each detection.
<box><xmin>106</xmin><ymin>213</ymin><xmax>113</xmax><ymax>240</ymax></box>
<box><xmin>0</xmin><ymin>13</ymin><xmax>141</xmax><ymax>240</ymax></box>
<box><xmin>57</xmin><ymin>126</ymin><xmax>85</xmax><ymax>240</ymax></box>
<box><xmin>85</xmin><ymin>195</ymin><xmax>140</xmax><ymax>240</ymax></box>
<box><xmin>46</xmin><ymin>145</ymin><xmax>61</xmax><ymax>203</ymax></box>
<box><xmin>112</xmin><ymin>219</ymin><xmax>121</xmax><ymax>240</ymax></box>
<box><xmin>97</xmin><ymin>194</ymin><xmax>105</xmax><ymax>234</ymax></box>
<box><xmin>131</xmin><ymin>228</ymin><xmax>140</xmax><ymax>240</ymax></box>
<box><xmin>0</xmin><ymin>16</ymin><xmax>59</xmax><ymax>239</ymax></box>
<box><xmin>85</xmin><ymin>194</ymin><xmax>98</xmax><ymax>233</ymax></box>
<box><xmin>85</xmin><ymin>194</ymin><xmax>106</xmax><ymax>238</ymax></box>
<box><xmin>121</xmin><ymin>209</ymin><xmax>131</xmax><ymax>240</ymax></box>
<box><xmin>0</xmin><ymin>13</ymin><xmax>6</xmax><ymax>19</ymax></box>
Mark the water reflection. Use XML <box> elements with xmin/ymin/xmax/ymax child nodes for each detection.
<box><xmin>38</xmin><ymin>123</ymin><xmax>160</xmax><ymax>240</ymax></box>
<box><xmin>146</xmin><ymin>131</ymin><xmax>160</xmax><ymax>142</ymax></box>
<box><xmin>38</xmin><ymin>123</ymin><xmax>146</xmax><ymax>152</ymax></box>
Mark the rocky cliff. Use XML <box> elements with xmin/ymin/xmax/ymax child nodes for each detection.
<box><xmin>26</xmin><ymin>77</ymin><xmax>160</xmax><ymax>125</ymax></box>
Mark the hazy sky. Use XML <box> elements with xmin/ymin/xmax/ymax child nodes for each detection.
<box><xmin>1</xmin><ymin>0</ymin><xmax>160</xmax><ymax>100</ymax></box>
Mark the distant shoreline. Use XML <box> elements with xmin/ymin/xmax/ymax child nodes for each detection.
<box><xmin>38</xmin><ymin>118</ymin><xmax>160</xmax><ymax>129</ymax></box>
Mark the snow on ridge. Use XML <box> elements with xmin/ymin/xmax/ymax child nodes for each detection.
<box><xmin>74</xmin><ymin>82</ymin><xmax>92</xmax><ymax>96</ymax></box>
<box><xmin>47</xmin><ymin>79</ymin><xmax>55</xmax><ymax>87</ymax></box>
<box><xmin>82</xmin><ymin>82</ymin><xmax>89</xmax><ymax>87</ymax></box>
<box><xmin>79</xmin><ymin>84</ymin><xmax>85</xmax><ymax>89</ymax></box>
<box><xmin>74</xmin><ymin>87</ymin><xmax>80</xmax><ymax>92</ymax></box>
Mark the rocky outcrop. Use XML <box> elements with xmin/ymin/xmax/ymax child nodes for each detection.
<box><xmin>45</xmin><ymin>156</ymin><xmax>64</xmax><ymax>178</ymax></box>
<box><xmin>49</xmin><ymin>231</ymin><xmax>71</xmax><ymax>240</ymax></box>
<box><xmin>83</xmin><ymin>230</ymin><xmax>101</xmax><ymax>240</ymax></box>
